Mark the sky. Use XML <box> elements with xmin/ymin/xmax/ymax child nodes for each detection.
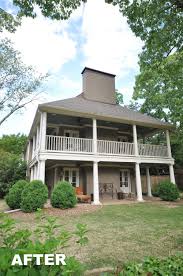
<box><xmin>0</xmin><ymin>0</ymin><xmax>143</xmax><ymax>136</ymax></box>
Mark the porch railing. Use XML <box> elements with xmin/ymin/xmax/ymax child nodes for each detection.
<box><xmin>97</xmin><ymin>140</ymin><xmax>135</xmax><ymax>155</ymax></box>
<box><xmin>138</xmin><ymin>143</ymin><xmax>168</xmax><ymax>157</ymax></box>
<box><xmin>45</xmin><ymin>135</ymin><xmax>168</xmax><ymax>158</ymax></box>
<box><xmin>46</xmin><ymin>135</ymin><xmax>93</xmax><ymax>153</ymax></box>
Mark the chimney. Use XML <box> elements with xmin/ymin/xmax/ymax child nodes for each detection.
<box><xmin>82</xmin><ymin>67</ymin><xmax>116</xmax><ymax>104</ymax></box>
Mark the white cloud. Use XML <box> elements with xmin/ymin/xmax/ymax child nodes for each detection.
<box><xmin>0</xmin><ymin>0</ymin><xmax>143</xmax><ymax>136</ymax></box>
<box><xmin>81</xmin><ymin>0</ymin><xmax>143</xmax><ymax>76</ymax></box>
<box><xmin>2</xmin><ymin>9</ymin><xmax>77</xmax><ymax>74</ymax></box>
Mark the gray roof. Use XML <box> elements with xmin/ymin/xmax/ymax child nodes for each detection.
<box><xmin>39</xmin><ymin>93</ymin><xmax>173</xmax><ymax>130</ymax></box>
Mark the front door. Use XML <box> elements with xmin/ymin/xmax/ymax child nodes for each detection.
<box><xmin>120</xmin><ymin>170</ymin><xmax>131</xmax><ymax>193</ymax></box>
<box><xmin>63</xmin><ymin>168</ymin><xmax>79</xmax><ymax>187</ymax></box>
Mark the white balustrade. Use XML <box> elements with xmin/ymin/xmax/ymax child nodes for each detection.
<box><xmin>45</xmin><ymin>135</ymin><xmax>168</xmax><ymax>158</ymax></box>
<box><xmin>46</xmin><ymin>135</ymin><xmax>93</xmax><ymax>153</ymax></box>
<box><xmin>97</xmin><ymin>140</ymin><xmax>135</xmax><ymax>155</ymax></box>
<box><xmin>138</xmin><ymin>143</ymin><xmax>168</xmax><ymax>157</ymax></box>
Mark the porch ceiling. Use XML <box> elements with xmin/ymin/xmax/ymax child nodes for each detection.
<box><xmin>47</xmin><ymin>113</ymin><xmax>159</xmax><ymax>137</ymax></box>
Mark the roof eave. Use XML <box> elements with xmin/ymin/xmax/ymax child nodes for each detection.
<box><xmin>39</xmin><ymin>104</ymin><xmax>174</xmax><ymax>131</ymax></box>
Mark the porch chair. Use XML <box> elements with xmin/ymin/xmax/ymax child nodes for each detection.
<box><xmin>75</xmin><ymin>187</ymin><xmax>91</xmax><ymax>203</ymax></box>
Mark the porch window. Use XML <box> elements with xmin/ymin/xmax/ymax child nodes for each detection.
<box><xmin>63</xmin><ymin>168</ymin><xmax>79</xmax><ymax>187</ymax></box>
<box><xmin>120</xmin><ymin>170</ymin><xmax>129</xmax><ymax>187</ymax></box>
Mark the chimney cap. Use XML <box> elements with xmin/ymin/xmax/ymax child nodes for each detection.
<box><xmin>81</xmin><ymin>67</ymin><xmax>116</xmax><ymax>77</ymax></box>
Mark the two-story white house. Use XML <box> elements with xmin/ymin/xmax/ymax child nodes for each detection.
<box><xmin>25</xmin><ymin>67</ymin><xmax>175</xmax><ymax>204</ymax></box>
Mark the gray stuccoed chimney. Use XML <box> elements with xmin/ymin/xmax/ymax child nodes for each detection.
<box><xmin>81</xmin><ymin>67</ymin><xmax>116</xmax><ymax>104</ymax></box>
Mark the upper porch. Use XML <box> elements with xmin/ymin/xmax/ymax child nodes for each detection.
<box><xmin>26</xmin><ymin>112</ymin><xmax>173</xmax><ymax>164</ymax></box>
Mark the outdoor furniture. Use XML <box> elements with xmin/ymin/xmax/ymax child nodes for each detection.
<box><xmin>75</xmin><ymin>187</ymin><xmax>91</xmax><ymax>203</ymax></box>
<box><xmin>116</xmin><ymin>189</ymin><xmax>129</xmax><ymax>200</ymax></box>
<box><xmin>99</xmin><ymin>183</ymin><xmax>114</xmax><ymax>199</ymax></box>
<box><xmin>117</xmin><ymin>191</ymin><xmax>125</xmax><ymax>200</ymax></box>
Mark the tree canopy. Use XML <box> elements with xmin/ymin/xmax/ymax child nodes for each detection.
<box><xmin>0</xmin><ymin>134</ymin><xmax>27</xmax><ymax>198</ymax></box>
<box><xmin>0</xmin><ymin>134</ymin><xmax>27</xmax><ymax>155</ymax></box>
<box><xmin>0</xmin><ymin>38</ymin><xmax>46</xmax><ymax>126</ymax></box>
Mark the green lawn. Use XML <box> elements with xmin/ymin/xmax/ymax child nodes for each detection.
<box><xmin>2</xmin><ymin>202</ymin><xmax>183</xmax><ymax>269</ymax></box>
<box><xmin>0</xmin><ymin>199</ymin><xmax>8</xmax><ymax>212</ymax></box>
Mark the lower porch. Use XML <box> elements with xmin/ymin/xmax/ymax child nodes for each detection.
<box><xmin>29</xmin><ymin>160</ymin><xmax>176</xmax><ymax>204</ymax></box>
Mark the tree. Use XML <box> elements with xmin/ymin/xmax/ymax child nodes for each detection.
<box><xmin>0</xmin><ymin>134</ymin><xmax>27</xmax><ymax>198</ymax></box>
<box><xmin>115</xmin><ymin>90</ymin><xmax>123</xmax><ymax>105</ymax></box>
<box><xmin>0</xmin><ymin>134</ymin><xmax>27</xmax><ymax>155</ymax></box>
<box><xmin>0</xmin><ymin>38</ymin><xmax>46</xmax><ymax>126</ymax></box>
<box><xmin>0</xmin><ymin>149</ymin><xmax>26</xmax><ymax>198</ymax></box>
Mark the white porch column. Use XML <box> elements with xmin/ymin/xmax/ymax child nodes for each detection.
<box><xmin>32</xmin><ymin>135</ymin><xmax>35</xmax><ymax>158</ymax></box>
<box><xmin>135</xmin><ymin>162</ymin><xmax>143</xmax><ymax>201</ymax></box>
<box><xmin>39</xmin><ymin>160</ymin><xmax>46</xmax><ymax>183</ymax></box>
<box><xmin>30</xmin><ymin>167</ymin><xmax>34</xmax><ymax>181</ymax></box>
<box><xmin>36</xmin><ymin>125</ymin><xmax>40</xmax><ymax>151</ymax></box>
<box><xmin>34</xmin><ymin>164</ymin><xmax>37</xmax><ymax>180</ymax></box>
<box><xmin>169</xmin><ymin>164</ymin><xmax>176</xmax><ymax>184</ymax></box>
<box><xmin>92</xmin><ymin>161</ymin><xmax>101</xmax><ymax>205</ymax></box>
<box><xmin>146</xmin><ymin>167</ymin><xmax>152</xmax><ymax>197</ymax></box>
<box><xmin>93</xmin><ymin>118</ymin><xmax>97</xmax><ymax>154</ymax></box>
<box><xmin>40</xmin><ymin>112</ymin><xmax>47</xmax><ymax>151</ymax></box>
<box><xmin>133</xmin><ymin>125</ymin><xmax>139</xmax><ymax>156</ymax></box>
<box><xmin>166</xmin><ymin>130</ymin><xmax>172</xmax><ymax>158</ymax></box>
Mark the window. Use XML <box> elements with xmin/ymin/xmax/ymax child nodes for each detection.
<box><xmin>120</xmin><ymin>170</ymin><xmax>129</xmax><ymax>187</ymax></box>
<box><xmin>63</xmin><ymin>168</ymin><xmax>79</xmax><ymax>187</ymax></box>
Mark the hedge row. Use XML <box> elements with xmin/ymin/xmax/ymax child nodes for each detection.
<box><xmin>5</xmin><ymin>180</ymin><xmax>77</xmax><ymax>212</ymax></box>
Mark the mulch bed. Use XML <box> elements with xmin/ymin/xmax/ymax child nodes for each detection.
<box><xmin>8</xmin><ymin>204</ymin><xmax>102</xmax><ymax>220</ymax></box>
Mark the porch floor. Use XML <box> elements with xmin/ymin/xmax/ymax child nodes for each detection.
<box><xmin>101</xmin><ymin>196</ymin><xmax>162</xmax><ymax>205</ymax></box>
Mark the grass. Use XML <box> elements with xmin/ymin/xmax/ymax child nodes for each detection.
<box><xmin>0</xmin><ymin>199</ymin><xmax>8</xmax><ymax>211</ymax></box>
<box><xmin>2</xmin><ymin>201</ymin><xmax>183</xmax><ymax>269</ymax></box>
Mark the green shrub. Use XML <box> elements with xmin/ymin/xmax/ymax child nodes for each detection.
<box><xmin>21</xmin><ymin>180</ymin><xmax>48</xmax><ymax>212</ymax></box>
<box><xmin>5</xmin><ymin>180</ymin><xmax>28</xmax><ymax>209</ymax></box>
<box><xmin>51</xmin><ymin>181</ymin><xmax>77</xmax><ymax>209</ymax></box>
<box><xmin>157</xmin><ymin>180</ymin><xmax>180</xmax><ymax>201</ymax></box>
<box><xmin>108</xmin><ymin>254</ymin><xmax>183</xmax><ymax>275</ymax></box>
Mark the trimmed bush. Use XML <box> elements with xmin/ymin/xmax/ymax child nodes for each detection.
<box><xmin>21</xmin><ymin>180</ymin><xmax>48</xmax><ymax>212</ymax></box>
<box><xmin>51</xmin><ymin>181</ymin><xmax>77</xmax><ymax>209</ymax></box>
<box><xmin>157</xmin><ymin>180</ymin><xmax>180</xmax><ymax>201</ymax></box>
<box><xmin>5</xmin><ymin>180</ymin><xmax>28</xmax><ymax>209</ymax></box>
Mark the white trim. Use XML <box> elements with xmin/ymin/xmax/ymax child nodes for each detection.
<box><xmin>39</xmin><ymin>151</ymin><xmax>174</xmax><ymax>164</ymax></box>
<box><xmin>47</xmin><ymin>123</ymin><xmax>84</xmax><ymax>129</ymax></box>
<box><xmin>84</xmin><ymin>123</ymin><xmax>118</xmax><ymax>130</ymax></box>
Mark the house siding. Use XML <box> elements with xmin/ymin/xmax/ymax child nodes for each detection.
<box><xmin>45</xmin><ymin>162</ymin><xmax>136</xmax><ymax>198</ymax></box>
